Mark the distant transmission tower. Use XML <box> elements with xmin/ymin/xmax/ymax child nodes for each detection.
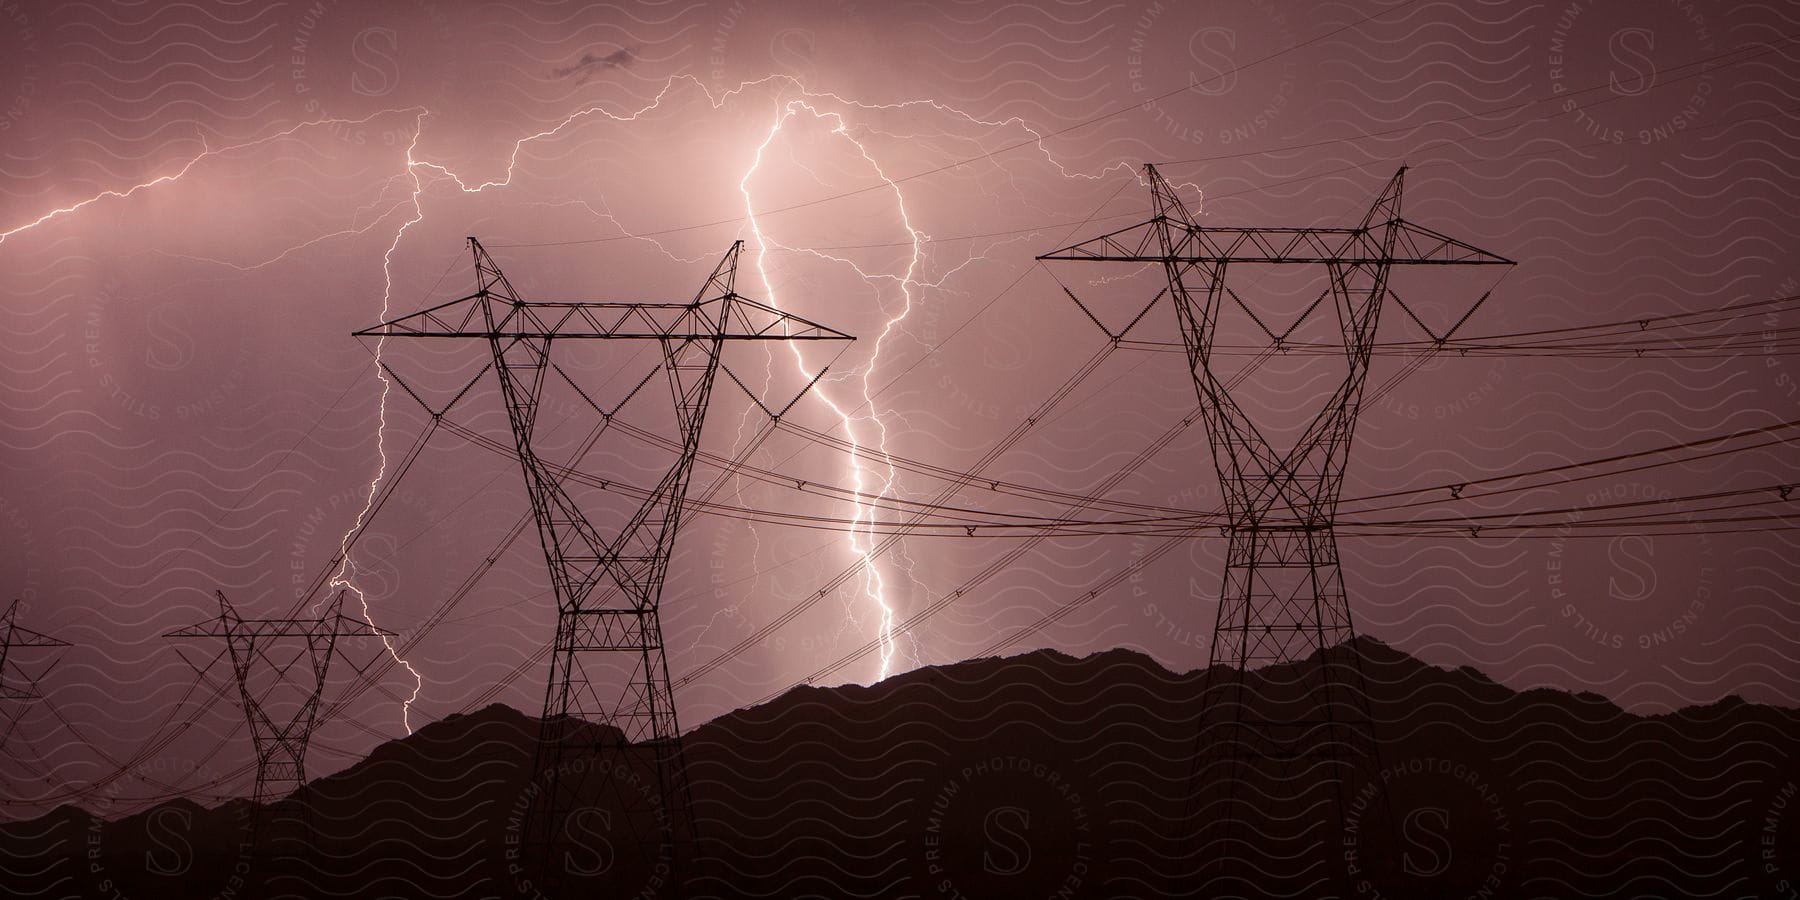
<box><xmin>359</xmin><ymin>238</ymin><xmax>854</xmax><ymax>895</ymax></box>
<box><xmin>1040</xmin><ymin>164</ymin><xmax>1513</xmax><ymax>892</ymax></box>
<box><xmin>0</xmin><ymin>598</ymin><xmax>68</xmax><ymax>747</ymax></box>
<box><xmin>166</xmin><ymin>590</ymin><xmax>393</xmax><ymax>873</ymax></box>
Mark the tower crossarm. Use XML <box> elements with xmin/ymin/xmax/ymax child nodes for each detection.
<box><xmin>353</xmin><ymin>247</ymin><xmax>854</xmax><ymax>345</ymax></box>
<box><xmin>0</xmin><ymin>599</ymin><xmax>69</xmax><ymax>704</ymax></box>
<box><xmin>353</xmin><ymin>296</ymin><xmax>854</xmax><ymax>341</ymax></box>
<box><xmin>1038</xmin><ymin>220</ymin><xmax>1515</xmax><ymax>266</ymax></box>
<box><xmin>0</xmin><ymin>600</ymin><xmax>69</xmax><ymax>653</ymax></box>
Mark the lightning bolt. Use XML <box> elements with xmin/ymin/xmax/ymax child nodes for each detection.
<box><xmin>738</xmin><ymin>98</ymin><xmax>924</xmax><ymax>680</ymax></box>
<box><xmin>0</xmin><ymin>110</ymin><xmax>418</xmax><ymax>247</ymax></box>
<box><xmin>318</xmin><ymin>114</ymin><xmax>433</xmax><ymax>734</ymax></box>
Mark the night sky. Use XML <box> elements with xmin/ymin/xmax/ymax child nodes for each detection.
<box><xmin>2</xmin><ymin>0</ymin><xmax>1797</xmax><ymax>818</ymax></box>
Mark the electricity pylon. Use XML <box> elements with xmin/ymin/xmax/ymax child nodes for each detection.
<box><xmin>166</xmin><ymin>589</ymin><xmax>393</xmax><ymax>874</ymax></box>
<box><xmin>0</xmin><ymin>598</ymin><xmax>68</xmax><ymax>747</ymax></box>
<box><xmin>358</xmin><ymin>238</ymin><xmax>854</xmax><ymax>895</ymax></box>
<box><xmin>1039</xmin><ymin>164</ymin><xmax>1513</xmax><ymax>893</ymax></box>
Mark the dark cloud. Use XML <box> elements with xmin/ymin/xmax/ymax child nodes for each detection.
<box><xmin>550</xmin><ymin>47</ymin><xmax>637</xmax><ymax>83</ymax></box>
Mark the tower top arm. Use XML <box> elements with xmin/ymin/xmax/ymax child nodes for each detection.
<box><xmin>164</xmin><ymin>591</ymin><xmax>395</xmax><ymax>640</ymax></box>
<box><xmin>356</xmin><ymin>239</ymin><xmax>855</xmax><ymax>343</ymax></box>
<box><xmin>354</xmin><ymin>294</ymin><xmax>856</xmax><ymax>341</ymax></box>
<box><xmin>1038</xmin><ymin>163</ymin><xmax>1514</xmax><ymax>267</ymax></box>
<box><xmin>1</xmin><ymin>599</ymin><xmax>68</xmax><ymax>650</ymax></box>
<box><xmin>1037</xmin><ymin>220</ymin><xmax>1514</xmax><ymax>267</ymax></box>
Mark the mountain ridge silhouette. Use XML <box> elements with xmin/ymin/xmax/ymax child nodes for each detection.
<box><xmin>5</xmin><ymin>637</ymin><xmax>1797</xmax><ymax>898</ymax></box>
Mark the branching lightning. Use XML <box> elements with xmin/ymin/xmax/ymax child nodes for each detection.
<box><xmin>0</xmin><ymin>72</ymin><xmax>1108</xmax><ymax>722</ymax></box>
<box><xmin>739</xmin><ymin>98</ymin><xmax>924</xmax><ymax>680</ymax></box>
<box><xmin>318</xmin><ymin>115</ymin><xmax>433</xmax><ymax>735</ymax></box>
<box><xmin>0</xmin><ymin>110</ymin><xmax>416</xmax><ymax>247</ymax></box>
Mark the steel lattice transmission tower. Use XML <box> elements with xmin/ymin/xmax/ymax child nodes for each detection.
<box><xmin>1040</xmin><ymin>164</ymin><xmax>1513</xmax><ymax>892</ymax></box>
<box><xmin>166</xmin><ymin>590</ymin><xmax>393</xmax><ymax>863</ymax></box>
<box><xmin>358</xmin><ymin>238</ymin><xmax>853</xmax><ymax>894</ymax></box>
<box><xmin>0</xmin><ymin>598</ymin><xmax>69</xmax><ymax>747</ymax></box>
